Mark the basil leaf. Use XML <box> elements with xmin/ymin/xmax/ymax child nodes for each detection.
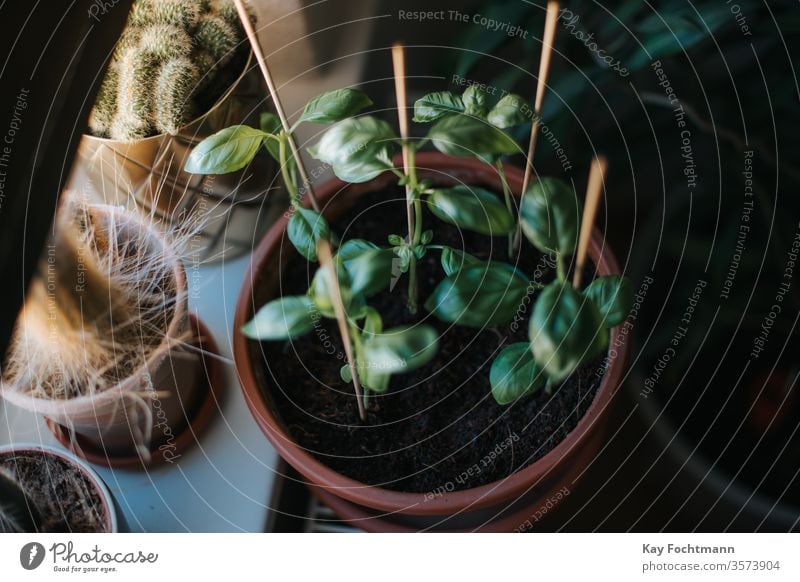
<box><xmin>584</xmin><ymin>275</ymin><xmax>633</xmax><ymax>328</ymax></box>
<box><xmin>309</xmin><ymin>116</ymin><xmax>396</xmax><ymax>183</ymax></box>
<box><xmin>259</xmin><ymin>112</ymin><xmax>282</xmax><ymax>162</ymax></box>
<box><xmin>427</xmin><ymin>115</ymin><xmax>520</xmax><ymax>161</ymax></box>
<box><xmin>490</xmin><ymin>342</ymin><xmax>546</xmax><ymax>404</ymax></box>
<box><xmin>299</xmin><ymin>88</ymin><xmax>373</xmax><ymax>124</ymax></box>
<box><xmin>340</xmin><ymin>364</ymin><xmax>353</xmax><ymax>383</ymax></box>
<box><xmin>336</xmin><ymin>239</ymin><xmax>378</xmax><ymax>261</ymax></box>
<box><xmin>440</xmin><ymin>246</ymin><xmax>482</xmax><ymax>276</ymax></box>
<box><xmin>288</xmin><ymin>207</ymin><xmax>330</xmax><ymax>261</ymax></box>
<box><xmin>529</xmin><ymin>281</ymin><xmax>608</xmax><ymax>382</ymax></box>
<box><xmin>519</xmin><ymin>177</ymin><xmax>580</xmax><ymax>255</ymax></box>
<box><xmin>361</xmin><ymin>306</ymin><xmax>383</xmax><ymax>339</ymax></box>
<box><xmin>425</xmin><ymin>263</ymin><xmax>528</xmax><ymax>327</ymax></box>
<box><xmin>308</xmin><ymin>262</ymin><xmax>365</xmax><ymax>319</ymax></box>
<box><xmin>340</xmin><ymin>248</ymin><xmax>395</xmax><ymax>298</ymax></box>
<box><xmin>427</xmin><ymin>185</ymin><xmax>514</xmax><ymax>235</ymax></box>
<box><xmin>412</xmin><ymin>91</ymin><xmax>465</xmax><ymax>122</ymax></box>
<box><xmin>361</xmin><ymin>325</ymin><xmax>439</xmax><ymax>375</ymax></box>
<box><xmin>487</xmin><ymin>93</ymin><xmax>532</xmax><ymax>128</ymax></box>
<box><xmin>462</xmin><ymin>85</ymin><xmax>491</xmax><ymax>116</ymax></box>
<box><xmin>185</xmin><ymin>125</ymin><xmax>268</xmax><ymax>174</ymax></box>
<box><xmin>241</xmin><ymin>295</ymin><xmax>315</xmax><ymax>340</ymax></box>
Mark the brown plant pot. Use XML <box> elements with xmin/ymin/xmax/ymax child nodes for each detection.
<box><xmin>2</xmin><ymin>204</ymin><xmax>213</xmax><ymax>465</ymax></box>
<box><xmin>234</xmin><ymin>153</ymin><xmax>628</xmax><ymax>531</ymax></box>
<box><xmin>0</xmin><ymin>444</ymin><xmax>121</xmax><ymax>532</ymax></box>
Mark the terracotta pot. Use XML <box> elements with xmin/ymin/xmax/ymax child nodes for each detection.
<box><xmin>2</xmin><ymin>204</ymin><xmax>205</xmax><ymax>462</ymax></box>
<box><xmin>234</xmin><ymin>153</ymin><xmax>628</xmax><ymax>531</ymax></box>
<box><xmin>0</xmin><ymin>444</ymin><xmax>122</xmax><ymax>532</ymax></box>
<box><xmin>73</xmin><ymin>51</ymin><xmax>286</xmax><ymax>262</ymax></box>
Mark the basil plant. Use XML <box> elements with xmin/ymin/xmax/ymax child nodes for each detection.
<box><xmin>185</xmin><ymin>90</ymin><xmax>438</xmax><ymax>404</ymax></box>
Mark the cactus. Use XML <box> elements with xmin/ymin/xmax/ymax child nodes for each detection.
<box><xmin>154</xmin><ymin>57</ymin><xmax>199</xmax><ymax>134</ymax></box>
<box><xmin>89</xmin><ymin>0</ymin><xmax>251</xmax><ymax>141</ymax></box>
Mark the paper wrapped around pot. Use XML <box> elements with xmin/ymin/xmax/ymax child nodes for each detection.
<box><xmin>1</xmin><ymin>205</ymin><xmax>203</xmax><ymax>461</ymax></box>
<box><xmin>73</xmin><ymin>51</ymin><xmax>285</xmax><ymax>262</ymax></box>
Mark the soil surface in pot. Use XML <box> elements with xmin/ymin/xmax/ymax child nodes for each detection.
<box><xmin>0</xmin><ymin>452</ymin><xmax>108</xmax><ymax>532</ymax></box>
<box><xmin>256</xmin><ymin>187</ymin><xmax>606</xmax><ymax>493</ymax></box>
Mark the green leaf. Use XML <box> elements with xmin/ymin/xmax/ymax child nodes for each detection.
<box><xmin>427</xmin><ymin>185</ymin><xmax>514</xmax><ymax>236</ymax></box>
<box><xmin>519</xmin><ymin>178</ymin><xmax>580</xmax><ymax>255</ymax></box>
<box><xmin>421</xmin><ymin>230</ymin><xmax>434</xmax><ymax>245</ymax></box>
<box><xmin>425</xmin><ymin>263</ymin><xmax>528</xmax><ymax>327</ymax></box>
<box><xmin>388</xmin><ymin>234</ymin><xmax>405</xmax><ymax>246</ymax></box>
<box><xmin>288</xmin><ymin>207</ymin><xmax>330</xmax><ymax>262</ymax></box>
<box><xmin>427</xmin><ymin>115</ymin><xmax>520</xmax><ymax>161</ymax></box>
<box><xmin>487</xmin><ymin>93</ymin><xmax>532</xmax><ymax>128</ymax></box>
<box><xmin>185</xmin><ymin>125</ymin><xmax>268</xmax><ymax>174</ymax></box>
<box><xmin>340</xmin><ymin>247</ymin><xmax>395</xmax><ymax>298</ymax></box>
<box><xmin>462</xmin><ymin>85</ymin><xmax>491</xmax><ymax>116</ymax></box>
<box><xmin>361</xmin><ymin>325</ymin><xmax>439</xmax><ymax>375</ymax></box>
<box><xmin>440</xmin><ymin>246</ymin><xmax>482</xmax><ymax>276</ymax></box>
<box><xmin>340</xmin><ymin>364</ymin><xmax>352</xmax><ymax>383</ymax></box>
<box><xmin>490</xmin><ymin>342</ymin><xmax>546</xmax><ymax>404</ymax></box>
<box><xmin>336</xmin><ymin>239</ymin><xmax>378</xmax><ymax>261</ymax></box>
<box><xmin>309</xmin><ymin>116</ymin><xmax>396</xmax><ymax>183</ymax></box>
<box><xmin>529</xmin><ymin>281</ymin><xmax>608</xmax><ymax>383</ymax></box>
<box><xmin>241</xmin><ymin>295</ymin><xmax>316</xmax><ymax>340</ymax></box>
<box><xmin>308</xmin><ymin>262</ymin><xmax>365</xmax><ymax>319</ymax></box>
<box><xmin>259</xmin><ymin>112</ymin><xmax>282</xmax><ymax>162</ymax></box>
<box><xmin>412</xmin><ymin>91</ymin><xmax>465</xmax><ymax>122</ymax></box>
<box><xmin>584</xmin><ymin>275</ymin><xmax>633</xmax><ymax>328</ymax></box>
<box><xmin>361</xmin><ymin>306</ymin><xmax>383</xmax><ymax>339</ymax></box>
<box><xmin>298</xmin><ymin>88</ymin><xmax>373</xmax><ymax>124</ymax></box>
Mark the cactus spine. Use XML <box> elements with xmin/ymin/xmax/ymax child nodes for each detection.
<box><xmin>89</xmin><ymin>0</ymin><xmax>251</xmax><ymax>141</ymax></box>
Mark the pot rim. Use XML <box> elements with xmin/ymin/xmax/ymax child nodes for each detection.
<box><xmin>0</xmin><ymin>442</ymin><xmax>118</xmax><ymax>532</ymax></box>
<box><xmin>0</xmin><ymin>202</ymin><xmax>187</xmax><ymax>415</ymax></box>
<box><xmin>81</xmin><ymin>49</ymin><xmax>255</xmax><ymax>146</ymax></box>
<box><xmin>234</xmin><ymin>152</ymin><xmax>628</xmax><ymax>515</ymax></box>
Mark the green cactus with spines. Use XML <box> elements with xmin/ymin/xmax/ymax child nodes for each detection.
<box><xmin>138</xmin><ymin>24</ymin><xmax>192</xmax><ymax>60</ymax></box>
<box><xmin>89</xmin><ymin>66</ymin><xmax>119</xmax><ymax>137</ymax></box>
<box><xmin>154</xmin><ymin>57</ymin><xmax>199</xmax><ymax>134</ymax></box>
<box><xmin>128</xmin><ymin>0</ymin><xmax>201</xmax><ymax>29</ymax></box>
<box><xmin>113</xmin><ymin>49</ymin><xmax>160</xmax><ymax>139</ymax></box>
<box><xmin>94</xmin><ymin>0</ymin><xmax>252</xmax><ymax>141</ymax></box>
<box><xmin>194</xmin><ymin>14</ymin><xmax>238</xmax><ymax>63</ymax></box>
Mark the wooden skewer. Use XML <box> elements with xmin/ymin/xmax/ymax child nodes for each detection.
<box><xmin>392</xmin><ymin>43</ymin><xmax>415</xmax><ymax>247</ymax></box>
<box><xmin>316</xmin><ymin>239</ymin><xmax>367</xmax><ymax>422</ymax></box>
<box><xmin>515</xmin><ymin>1</ymin><xmax>560</xmax><ymax>247</ymax></box>
<box><xmin>233</xmin><ymin>0</ymin><xmax>320</xmax><ymax>212</ymax></box>
<box><xmin>573</xmin><ymin>156</ymin><xmax>607</xmax><ymax>289</ymax></box>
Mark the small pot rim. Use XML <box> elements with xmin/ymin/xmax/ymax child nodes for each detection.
<box><xmin>234</xmin><ymin>153</ymin><xmax>628</xmax><ymax>515</ymax></box>
<box><xmin>1</xmin><ymin>202</ymin><xmax>187</xmax><ymax>415</ymax></box>
<box><xmin>0</xmin><ymin>442</ymin><xmax>118</xmax><ymax>532</ymax></box>
<box><xmin>82</xmin><ymin>49</ymin><xmax>255</xmax><ymax>146</ymax></box>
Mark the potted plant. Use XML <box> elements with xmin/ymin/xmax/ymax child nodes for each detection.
<box><xmin>0</xmin><ymin>194</ymin><xmax>220</xmax><ymax>467</ymax></box>
<box><xmin>77</xmin><ymin>0</ymin><xmax>281</xmax><ymax>261</ymax></box>
<box><xmin>188</xmin><ymin>46</ymin><xmax>631</xmax><ymax>529</ymax></box>
<box><xmin>0</xmin><ymin>444</ymin><xmax>121</xmax><ymax>532</ymax></box>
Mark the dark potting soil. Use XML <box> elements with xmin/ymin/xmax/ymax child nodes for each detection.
<box><xmin>258</xmin><ymin>186</ymin><xmax>606</xmax><ymax>493</ymax></box>
<box><xmin>0</xmin><ymin>452</ymin><xmax>108</xmax><ymax>532</ymax></box>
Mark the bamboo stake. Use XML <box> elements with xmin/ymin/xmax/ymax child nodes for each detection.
<box><xmin>316</xmin><ymin>239</ymin><xmax>367</xmax><ymax>422</ymax></box>
<box><xmin>392</xmin><ymin>43</ymin><xmax>415</xmax><ymax>250</ymax></box>
<box><xmin>233</xmin><ymin>0</ymin><xmax>320</xmax><ymax>212</ymax></box>
<box><xmin>514</xmin><ymin>1</ymin><xmax>560</xmax><ymax>248</ymax></box>
<box><xmin>573</xmin><ymin>156</ymin><xmax>607</xmax><ymax>289</ymax></box>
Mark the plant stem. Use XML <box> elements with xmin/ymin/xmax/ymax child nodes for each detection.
<box><xmin>278</xmin><ymin>133</ymin><xmax>299</xmax><ymax>203</ymax></box>
<box><xmin>495</xmin><ymin>160</ymin><xmax>515</xmax><ymax>258</ymax></box>
<box><xmin>557</xmin><ymin>252</ymin><xmax>567</xmax><ymax>282</ymax></box>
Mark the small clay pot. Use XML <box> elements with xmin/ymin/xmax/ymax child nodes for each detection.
<box><xmin>234</xmin><ymin>153</ymin><xmax>628</xmax><ymax>531</ymax></box>
<box><xmin>0</xmin><ymin>444</ymin><xmax>121</xmax><ymax>532</ymax></box>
